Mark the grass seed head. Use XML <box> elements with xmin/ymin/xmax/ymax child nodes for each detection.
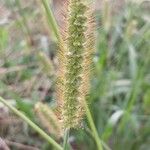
<box><xmin>56</xmin><ymin>0</ymin><xmax>95</xmax><ymax>129</ymax></box>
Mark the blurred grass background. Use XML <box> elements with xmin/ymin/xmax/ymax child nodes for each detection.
<box><xmin>0</xmin><ymin>0</ymin><xmax>150</xmax><ymax>149</ymax></box>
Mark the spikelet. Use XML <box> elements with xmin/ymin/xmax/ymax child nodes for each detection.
<box><xmin>77</xmin><ymin>6</ymin><xmax>96</xmax><ymax>120</ymax></box>
<box><xmin>37</xmin><ymin>52</ymin><xmax>54</xmax><ymax>76</ymax></box>
<box><xmin>35</xmin><ymin>102</ymin><xmax>63</xmax><ymax>138</ymax></box>
<box><xmin>56</xmin><ymin>0</ymin><xmax>95</xmax><ymax>129</ymax></box>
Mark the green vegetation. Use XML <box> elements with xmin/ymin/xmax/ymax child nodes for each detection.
<box><xmin>0</xmin><ymin>0</ymin><xmax>149</xmax><ymax>149</ymax></box>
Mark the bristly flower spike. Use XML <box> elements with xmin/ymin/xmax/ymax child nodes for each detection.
<box><xmin>56</xmin><ymin>0</ymin><xmax>95</xmax><ymax>129</ymax></box>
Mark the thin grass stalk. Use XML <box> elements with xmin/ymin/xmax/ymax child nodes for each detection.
<box><xmin>0</xmin><ymin>97</ymin><xmax>63</xmax><ymax>150</ymax></box>
<box><xmin>63</xmin><ymin>129</ymin><xmax>70</xmax><ymax>150</ymax></box>
<box><xmin>84</xmin><ymin>126</ymin><xmax>111</xmax><ymax>150</ymax></box>
<box><xmin>40</xmin><ymin>0</ymin><xmax>66</xmax><ymax>67</ymax></box>
<box><xmin>84</xmin><ymin>101</ymin><xmax>103</xmax><ymax>150</ymax></box>
<box><xmin>41</xmin><ymin>0</ymin><xmax>62</xmax><ymax>42</ymax></box>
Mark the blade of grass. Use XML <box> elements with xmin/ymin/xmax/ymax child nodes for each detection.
<box><xmin>0</xmin><ymin>96</ymin><xmax>63</xmax><ymax>150</ymax></box>
<box><xmin>40</xmin><ymin>0</ymin><xmax>66</xmax><ymax>54</ymax></box>
<box><xmin>84</xmin><ymin>126</ymin><xmax>112</xmax><ymax>150</ymax></box>
<box><xmin>102</xmin><ymin>40</ymin><xmax>150</xmax><ymax>141</ymax></box>
<box><xmin>84</xmin><ymin>100</ymin><xmax>103</xmax><ymax>150</ymax></box>
<box><xmin>41</xmin><ymin>0</ymin><xmax>61</xmax><ymax>41</ymax></box>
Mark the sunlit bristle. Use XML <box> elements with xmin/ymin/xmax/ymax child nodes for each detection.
<box><xmin>55</xmin><ymin>0</ymin><xmax>95</xmax><ymax>129</ymax></box>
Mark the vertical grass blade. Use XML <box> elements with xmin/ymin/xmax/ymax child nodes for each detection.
<box><xmin>41</xmin><ymin>0</ymin><xmax>61</xmax><ymax>41</ymax></box>
<box><xmin>85</xmin><ymin>101</ymin><xmax>103</xmax><ymax>150</ymax></box>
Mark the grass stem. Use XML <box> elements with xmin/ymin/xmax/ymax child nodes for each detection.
<box><xmin>0</xmin><ymin>96</ymin><xmax>63</xmax><ymax>150</ymax></box>
<box><xmin>41</xmin><ymin>0</ymin><xmax>61</xmax><ymax>41</ymax></box>
<box><xmin>84</xmin><ymin>101</ymin><xmax>103</xmax><ymax>150</ymax></box>
<box><xmin>63</xmin><ymin>129</ymin><xmax>70</xmax><ymax>150</ymax></box>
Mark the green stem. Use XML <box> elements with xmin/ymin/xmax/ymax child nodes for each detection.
<box><xmin>63</xmin><ymin>129</ymin><xmax>70</xmax><ymax>150</ymax></box>
<box><xmin>0</xmin><ymin>97</ymin><xmax>63</xmax><ymax>150</ymax></box>
<box><xmin>41</xmin><ymin>0</ymin><xmax>66</xmax><ymax>55</ymax></box>
<box><xmin>41</xmin><ymin>0</ymin><xmax>61</xmax><ymax>41</ymax></box>
<box><xmin>84</xmin><ymin>101</ymin><xmax>103</xmax><ymax>150</ymax></box>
